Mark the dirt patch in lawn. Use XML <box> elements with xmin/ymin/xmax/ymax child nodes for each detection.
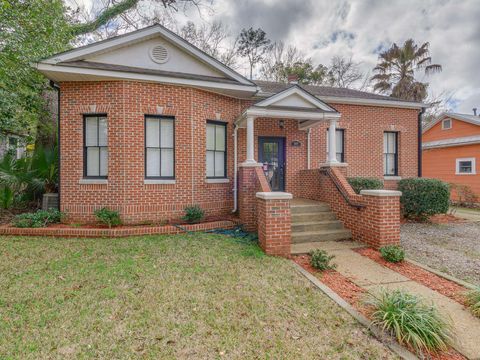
<box><xmin>355</xmin><ymin>248</ymin><xmax>468</xmax><ymax>306</ymax></box>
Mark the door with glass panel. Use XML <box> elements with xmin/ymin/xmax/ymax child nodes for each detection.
<box><xmin>258</xmin><ymin>137</ymin><xmax>285</xmax><ymax>191</ymax></box>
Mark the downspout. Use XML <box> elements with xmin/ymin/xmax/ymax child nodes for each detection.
<box><xmin>418</xmin><ymin>107</ymin><xmax>426</xmax><ymax>177</ymax></box>
<box><xmin>307</xmin><ymin>128</ymin><xmax>311</xmax><ymax>169</ymax></box>
<box><xmin>49</xmin><ymin>80</ymin><xmax>60</xmax><ymax>210</ymax></box>
<box><xmin>232</xmin><ymin>124</ymin><xmax>238</xmax><ymax>212</ymax></box>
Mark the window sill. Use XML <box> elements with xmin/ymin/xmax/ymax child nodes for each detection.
<box><xmin>79</xmin><ymin>179</ymin><xmax>108</xmax><ymax>185</ymax></box>
<box><xmin>144</xmin><ymin>179</ymin><xmax>176</xmax><ymax>184</ymax></box>
<box><xmin>384</xmin><ymin>176</ymin><xmax>402</xmax><ymax>181</ymax></box>
<box><xmin>455</xmin><ymin>173</ymin><xmax>476</xmax><ymax>176</ymax></box>
<box><xmin>206</xmin><ymin>178</ymin><xmax>230</xmax><ymax>184</ymax></box>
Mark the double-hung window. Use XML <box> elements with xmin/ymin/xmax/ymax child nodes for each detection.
<box><xmin>84</xmin><ymin>115</ymin><xmax>108</xmax><ymax>178</ymax></box>
<box><xmin>456</xmin><ymin>158</ymin><xmax>476</xmax><ymax>175</ymax></box>
<box><xmin>145</xmin><ymin>116</ymin><xmax>175</xmax><ymax>179</ymax></box>
<box><xmin>383</xmin><ymin>131</ymin><xmax>398</xmax><ymax>176</ymax></box>
<box><xmin>206</xmin><ymin>121</ymin><xmax>227</xmax><ymax>178</ymax></box>
<box><xmin>326</xmin><ymin>128</ymin><xmax>345</xmax><ymax>163</ymax></box>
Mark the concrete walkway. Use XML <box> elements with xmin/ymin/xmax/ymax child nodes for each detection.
<box><xmin>315</xmin><ymin>241</ymin><xmax>480</xmax><ymax>359</ymax></box>
<box><xmin>450</xmin><ymin>206</ymin><xmax>480</xmax><ymax>222</ymax></box>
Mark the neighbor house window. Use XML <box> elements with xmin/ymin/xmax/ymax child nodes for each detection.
<box><xmin>326</xmin><ymin>128</ymin><xmax>345</xmax><ymax>163</ymax></box>
<box><xmin>84</xmin><ymin>115</ymin><xmax>108</xmax><ymax>178</ymax></box>
<box><xmin>442</xmin><ymin>119</ymin><xmax>452</xmax><ymax>130</ymax></box>
<box><xmin>456</xmin><ymin>158</ymin><xmax>476</xmax><ymax>175</ymax></box>
<box><xmin>206</xmin><ymin>121</ymin><xmax>226</xmax><ymax>178</ymax></box>
<box><xmin>383</xmin><ymin>131</ymin><xmax>398</xmax><ymax>176</ymax></box>
<box><xmin>145</xmin><ymin>116</ymin><xmax>175</xmax><ymax>178</ymax></box>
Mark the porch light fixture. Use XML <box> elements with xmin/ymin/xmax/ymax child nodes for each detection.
<box><xmin>279</xmin><ymin>120</ymin><xmax>285</xmax><ymax>129</ymax></box>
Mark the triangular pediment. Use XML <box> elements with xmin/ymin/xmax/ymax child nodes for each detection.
<box><xmin>39</xmin><ymin>24</ymin><xmax>255</xmax><ymax>88</ymax></box>
<box><xmin>255</xmin><ymin>85</ymin><xmax>337</xmax><ymax>112</ymax></box>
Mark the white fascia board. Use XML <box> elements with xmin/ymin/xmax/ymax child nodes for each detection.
<box><xmin>422</xmin><ymin>137</ymin><xmax>480</xmax><ymax>149</ymax></box>
<box><xmin>256</xmin><ymin>86</ymin><xmax>337</xmax><ymax>112</ymax></box>
<box><xmin>245</xmin><ymin>107</ymin><xmax>341</xmax><ymax>120</ymax></box>
<box><xmin>43</xmin><ymin>25</ymin><xmax>253</xmax><ymax>86</ymax></box>
<box><xmin>423</xmin><ymin>112</ymin><xmax>480</xmax><ymax>133</ymax></box>
<box><xmin>36</xmin><ymin>63</ymin><xmax>258</xmax><ymax>94</ymax></box>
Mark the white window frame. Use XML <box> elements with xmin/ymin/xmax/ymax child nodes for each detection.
<box><xmin>456</xmin><ymin>157</ymin><xmax>476</xmax><ymax>175</ymax></box>
<box><xmin>442</xmin><ymin>118</ymin><xmax>452</xmax><ymax>130</ymax></box>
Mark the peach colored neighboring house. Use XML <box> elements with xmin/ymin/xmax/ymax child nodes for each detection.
<box><xmin>423</xmin><ymin>112</ymin><xmax>480</xmax><ymax>202</ymax></box>
<box><xmin>34</xmin><ymin>24</ymin><xmax>423</xmax><ymax>255</ymax></box>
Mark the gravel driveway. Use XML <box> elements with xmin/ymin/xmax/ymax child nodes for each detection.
<box><xmin>401</xmin><ymin>222</ymin><xmax>480</xmax><ymax>286</ymax></box>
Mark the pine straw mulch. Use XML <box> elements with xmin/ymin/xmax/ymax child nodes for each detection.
<box><xmin>293</xmin><ymin>253</ymin><xmax>467</xmax><ymax>360</ymax></box>
<box><xmin>355</xmin><ymin>248</ymin><xmax>468</xmax><ymax>306</ymax></box>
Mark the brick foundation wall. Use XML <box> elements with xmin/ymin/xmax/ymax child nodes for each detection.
<box><xmin>256</xmin><ymin>196</ymin><xmax>291</xmax><ymax>257</ymax></box>
<box><xmin>299</xmin><ymin>167</ymin><xmax>401</xmax><ymax>249</ymax></box>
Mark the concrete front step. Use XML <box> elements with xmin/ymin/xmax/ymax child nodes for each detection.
<box><xmin>292</xmin><ymin>220</ymin><xmax>344</xmax><ymax>232</ymax></box>
<box><xmin>291</xmin><ymin>212</ymin><xmax>337</xmax><ymax>222</ymax></box>
<box><xmin>292</xmin><ymin>229</ymin><xmax>352</xmax><ymax>244</ymax></box>
<box><xmin>291</xmin><ymin>204</ymin><xmax>331</xmax><ymax>214</ymax></box>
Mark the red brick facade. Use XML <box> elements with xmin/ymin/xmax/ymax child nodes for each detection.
<box><xmin>59</xmin><ymin>80</ymin><xmax>416</xmax><ymax>252</ymax></box>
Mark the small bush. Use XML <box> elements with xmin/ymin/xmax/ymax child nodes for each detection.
<box><xmin>398</xmin><ymin>178</ymin><xmax>450</xmax><ymax>219</ymax></box>
<box><xmin>182</xmin><ymin>205</ymin><xmax>204</xmax><ymax>223</ymax></box>
<box><xmin>13</xmin><ymin>209</ymin><xmax>63</xmax><ymax>228</ymax></box>
<box><xmin>450</xmin><ymin>183</ymin><xmax>478</xmax><ymax>207</ymax></box>
<box><xmin>367</xmin><ymin>289</ymin><xmax>452</xmax><ymax>354</ymax></box>
<box><xmin>0</xmin><ymin>186</ymin><xmax>14</xmax><ymax>209</ymax></box>
<box><xmin>380</xmin><ymin>245</ymin><xmax>405</xmax><ymax>263</ymax></box>
<box><xmin>309</xmin><ymin>249</ymin><xmax>336</xmax><ymax>271</ymax></box>
<box><xmin>94</xmin><ymin>207</ymin><xmax>121</xmax><ymax>228</ymax></box>
<box><xmin>347</xmin><ymin>177</ymin><xmax>384</xmax><ymax>194</ymax></box>
<box><xmin>466</xmin><ymin>287</ymin><xmax>480</xmax><ymax>318</ymax></box>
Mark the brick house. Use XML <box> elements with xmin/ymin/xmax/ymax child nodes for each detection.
<box><xmin>35</xmin><ymin>24</ymin><xmax>423</xmax><ymax>256</ymax></box>
<box><xmin>423</xmin><ymin>112</ymin><xmax>480</xmax><ymax>202</ymax></box>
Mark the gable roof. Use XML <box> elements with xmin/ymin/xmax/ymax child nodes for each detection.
<box><xmin>423</xmin><ymin>112</ymin><xmax>480</xmax><ymax>133</ymax></box>
<box><xmin>254</xmin><ymin>80</ymin><xmax>424</xmax><ymax>109</ymax></box>
<box><xmin>254</xmin><ymin>84</ymin><xmax>338</xmax><ymax>112</ymax></box>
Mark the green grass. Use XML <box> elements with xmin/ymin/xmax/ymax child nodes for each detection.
<box><xmin>367</xmin><ymin>289</ymin><xmax>452</xmax><ymax>354</ymax></box>
<box><xmin>466</xmin><ymin>287</ymin><xmax>480</xmax><ymax>317</ymax></box>
<box><xmin>0</xmin><ymin>234</ymin><xmax>397</xmax><ymax>359</ymax></box>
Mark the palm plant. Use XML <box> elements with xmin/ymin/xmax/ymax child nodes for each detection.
<box><xmin>371</xmin><ymin>39</ymin><xmax>442</xmax><ymax>102</ymax></box>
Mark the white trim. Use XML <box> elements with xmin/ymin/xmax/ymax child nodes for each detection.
<box><xmin>384</xmin><ymin>176</ymin><xmax>402</xmax><ymax>181</ymax></box>
<box><xmin>40</xmin><ymin>24</ymin><xmax>254</xmax><ymax>86</ymax></box>
<box><xmin>79</xmin><ymin>179</ymin><xmax>108</xmax><ymax>185</ymax></box>
<box><xmin>36</xmin><ymin>63</ymin><xmax>258</xmax><ymax>94</ymax></box>
<box><xmin>455</xmin><ymin>157</ymin><xmax>476</xmax><ymax>175</ymax></box>
<box><xmin>255</xmin><ymin>86</ymin><xmax>337</xmax><ymax>112</ymax></box>
<box><xmin>423</xmin><ymin>135</ymin><xmax>480</xmax><ymax>149</ymax></box>
<box><xmin>144</xmin><ymin>179</ymin><xmax>176</xmax><ymax>184</ymax></box>
<box><xmin>319</xmin><ymin>162</ymin><xmax>348</xmax><ymax>167</ymax></box>
<box><xmin>205</xmin><ymin>178</ymin><xmax>230</xmax><ymax>183</ymax></box>
<box><xmin>256</xmin><ymin>192</ymin><xmax>293</xmax><ymax>200</ymax></box>
<box><xmin>360</xmin><ymin>189</ymin><xmax>402</xmax><ymax>197</ymax></box>
<box><xmin>442</xmin><ymin>118</ymin><xmax>452</xmax><ymax>130</ymax></box>
<box><xmin>239</xmin><ymin>161</ymin><xmax>262</xmax><ymax>167</ymax></box>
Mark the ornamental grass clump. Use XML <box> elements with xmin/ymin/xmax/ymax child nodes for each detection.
<box><xmin>367</xmin><ymin>289</ymin><xmax>452</xmax><ymax>354</ymax></box>
<box><xmin>466</xmin><ymin>287</ymin><xmax>480</xmax><ymax>318</ymax></box>
<box><xmin>309</xmin><ymin>249</ymin><xmax>336</xmax><ymax>271</ymax></box>
<box><xmin>379</xmin><ymin>245</ymin><xmax>405</xmax><ymax>263</ymax></box>
<box><xmin>182</xmin><ymin>205</ymin><xmax>205</xmax><ymax>223</ymax></box>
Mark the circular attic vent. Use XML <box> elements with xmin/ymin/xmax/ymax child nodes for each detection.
<box><xmin>150</xmin><ymin>45</ymin><xmax>169</xmax><ymax>64</ymax></box>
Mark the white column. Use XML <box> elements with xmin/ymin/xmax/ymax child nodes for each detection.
<box><xmin>328</xmin><ymin>118</ymin><xmax>339</xmax><ymax>163</ymax></box>
<box><xmin>245</xmin><ymin>116</ymin><xmax>256</xmax><ymax>164</ymax></box>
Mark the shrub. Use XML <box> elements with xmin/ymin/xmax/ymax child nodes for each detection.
<box><xmin>94</xmin><ymin>207</ymin><xmax>121</xmax><ymax>228</ymax></box>
<box><xmin>398</xmin><ymin>178</ymin><xmax>450</xmax><ymax>219</ymax></box>
<box><xmin>12</xmin><ymin>209</ymin><xmax>63</xmax><ymax>228</ymax></box>
<box><xmin>309</xmin><ymin>249</ymin><xmax>336</xmax><ymax>271</ymax></box>
<box><xmin>347</xmin><ymin>177</ymin><xmax>384</xmax><ymax>194</ymax></box>
<box><xmin>380</xmin><ymin>245</ymin><xmax>405</xmax><ymax>263</ymax></box>
<box><xmin>450</xmin><ymin>183</ymin><xmax>478</xmax><ymax>207</ymax></box>
<box><xmin>182</xmin><ymin>205</ymin><xmax>204</xmax><ymax>223</ymax></box>
<box><xmin>367</xmin><ymin>289</ymin><xmax>452</xmax><ymax>354</ymax></box>
<box><xmin>466</xmin><ymin>287</ymin><xmax>480</xmax><ymax>318</ymax></box>
<box><xmin>0</xmin><ymin>186</ymin><xmax>14</xmax><ymax>209</ymax></box>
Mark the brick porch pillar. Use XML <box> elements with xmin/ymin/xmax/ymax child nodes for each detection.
<box><xmin>238</xmin><ymin>163</ymin><xmax>262</xmax><ymax>231</ymax></box>
<box><xmin>256</xmin><ymin>192</ymin><xmax>292</xmax><ymax>257</ymax></box>
<box><xmin>359</xmin><ymin>190</ymin><xmax>402</xmax><ymax>249</ymax></box>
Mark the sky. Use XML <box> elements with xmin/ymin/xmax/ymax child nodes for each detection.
<box><xmin>75</xmin><ymin>0</ymin><xmax>480</xmax><ymax>114</ymax></box>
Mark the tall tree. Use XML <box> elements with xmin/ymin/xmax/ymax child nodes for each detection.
<box><xmin>237</xmin><ymin>27</ymin><xmax>271</xmax><ymax>79</ymax></box>
<box><xmin>371</xmin><ymin>39</ymin><xmax>442</xmax><ymax>102</ymax></box>
<box><xmin>327</xmin><ymin>56</ymin><xmax>363</xmax><ymax>88</ymax></box>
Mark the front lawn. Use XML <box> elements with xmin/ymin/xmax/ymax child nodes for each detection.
<box><xmin>0</xmin><ymin>233</ymin><xmax>396</xmax><ymax>359</ymax></box>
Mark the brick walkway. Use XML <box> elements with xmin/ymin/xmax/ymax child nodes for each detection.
<box><xmin>315</xmin><ymin>241</ymin><xmax>480</xmax><ymax>359</ymax></box>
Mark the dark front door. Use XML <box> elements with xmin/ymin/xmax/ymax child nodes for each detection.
<box><xmin>258</xmin><ymin>137</ymin><xmax>285</xmax><ymax>191</ymax></box>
